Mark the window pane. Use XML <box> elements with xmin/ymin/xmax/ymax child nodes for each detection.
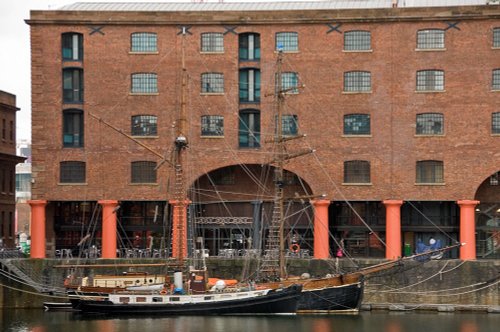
<box><xmin>131</xmin><ymin>33</ymin><xmax>157</xmax><ymax>52</ymax></box>
<box><xmin>281</xmin><ymin>72</ymin><xmax>299</xmax><ymax>94</ymax></box>
<box><xmin>239</xmin><ymin>110</ymin><xmax>260</xmax><ymax>148</ymax></box>
<box><xmin>416</xmin><ymin>70</ymin><xmax>444</xmax><ymax>91</ymax></box>
<box><xmin>201</xmin><ymin>33</ymin><xmax>224</xmax><ymax>52</ymax></box>
<box><xmin>416</xmin><ymin>113</ymin><xmax>443</xmax><ymax>135</ymax></box>
<box><xmin>131</xmin><ymin>161</ymin><xmax>157</xmax><ymax>183</ymax></box>
<box><xmin>201</xmin><ymin>115</ymin><xmax>224</xmax><ymax>136</ymax></box>
<box><xmin>344</xmin><ymin>114</ymin><xmax>370</xmax><ymax>135</ymax></box>
<box><xmin>493</xmin><ymin>28</ymin><xmax>500</xmax><ymax>48</ymax></box>
<box><xmin>60</xmin><ymin>161</ymin><xmax>85</xmax><ymax>183</ymax></box>
<box><xmin>275</xmin><ymin>115</ymin><xmax>298</xmax><ymax>136</ymax></box>
<box><xmin>62</xmin><ymin>33</ymin><xmax>83</xmax><ymax>60</ymax></box>
<box><xmin>344</xmin><ymin>71</ymin><xmax>371</xmax><ymax>92</ymax></box>
<box><xmin>344</xmin><ymin>31</ymin><xmax>371</xmax><ymax>51</ymax></box>
<box><xmin>276</xmin><ymin>32</ymin><xmax>298</xmax><ymax>52</ymax></box>
<box><xmin>417</xmin><ymin>29</ymin><xmax>445</xmax><ymax>49</ymax></box>
<box><xmin>493</xmin><ymin>69</ymin><xmax>500</xmax><ymax>90</ymax></box>
<box><xmin>493</xmin><ymin>113</ymin><xmax>500</xmax><ymax>135</ymax></box>
<box><xmin>63</xmin><ymin>68</ymin><xmax>83</xmax><ymax>103</ymax></box>
<box><xmin>132</xmin><ymin>115</ymin><xmax>157</xmax><ymax>136</ymax></box>
<box><xmin>239</xmin><ymin>69</ymin><xmax>260</xmax><ymax>102</ymax></box>
<box><xmin>201</xmin><ymin>73</ymin><xmax>224</xmax><ymax>93</ymax></box>
<box><xmin>239</xmin><ymin>33</ymin><xmax>260</xmax><ymax>60</ymax></box>
<box><xmin>344</xmin><ymin>160</ymin><xmax>370</xmax><ymax>183</ymax></box>
<box><xmin>63</xmin><ymin>109</ymin><xmax>84</xmax><ymax>147</ymax></box>
<box><xmin>416</xmin><ymin>161</ymin><xmax>444</xmax><ymax>183</ymax></box>
<box><xmin>131</xmin><ymin>73</ymin><xmax>158</xmax><ymax>93</ymax></box>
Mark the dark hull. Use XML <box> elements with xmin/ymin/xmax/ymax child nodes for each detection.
<box><xmin>73</xmin><ymin>285</ymin><xmax>302</xmax><ymax>315</ymax></box>
<box><xmin>43</xmin><ymin>302</ymin><xmax>75</xmax><ymax>311</ymax></box>
<box><xmin>298</xmin><ymin>282</ymin><xmax>364</xmax><ymax>312</ymax></box>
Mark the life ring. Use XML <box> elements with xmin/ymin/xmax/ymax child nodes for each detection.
<box><xmin>160</xmin><ymin>288</ymin><xmax>167</xmax><ymax>295</ymax></box>
<box><xmin>290</xmin><ymin>243</ymin><xmax>300</xmax><ymax>253</ymax></box>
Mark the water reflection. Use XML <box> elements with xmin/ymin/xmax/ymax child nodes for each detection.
<box><xmin>1</xmin><ymin>310</ymin><xmax>498</xmax><ymax>332</ymax></box>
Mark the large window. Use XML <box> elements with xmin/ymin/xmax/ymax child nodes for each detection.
<box><xmin>131</xmin><ymin>161</ymin><xmax>157</xmax><ymax>183</ymax></box>
<box><xmin>275</xmin><ymin>114</ymin><xmax>298</xmax><ymax>136</ymax></box>
<box><xmin>201</xmin><ymin>115</ymin><xmax>224</xmax><ymax>137</ymax></box>
<box><xmin>131</xmin><ymin>115</ymin><xmax>157</xmax><ymax>136</ymax></box>
<box><xmin>239</xmin><ymin>109</ymin><xmax>260</xmax><ymax>148</ymax></box>
<box><xmin>416</xmin><ymin>160</ymin><xmax>444</xmax><ymax>184</ymax></box>
<box><xmin>131</xmin><ymin>73</ymin><xmax>158</xmax><ymax>94</ymax></box>
<box><xmin>417</xmin><ymin>29</ymin><xmax>445</xmax><ymax>49</ymax></box>
<box><xmin>201</xmin><ymin>73</ymin><xmax>224</xmax><ymax>93</ymax></box>
<box><xmin>239</xmin><ymin>68</ymin><xmax>261</xmax><ymax>102</ymax></box>
<box><xmin>60</xmin><ymin>161</ymin><xmax>86</xmax><ymax>183</ymax></box>
<box><xmin>493</xmin><ymin>112</ymin><xmax>500</xmax><ymax>135</ymax></box>
<box><xmin>344</xmin><ymin>71</ymin><xmax>371</xmax><ymax>92</ymax></box>
<box><xmin>344</xmin><ymin>160</ymin><xmax>371</xmax><ymax>184</ymax></box>
<box><xmin>344</xmin><ymin>31</ymin><xmax>371</xmax><ymax>51</ymax></box>
<box><xmin>279</xmin><ymin>72</ymin><xmax>299</xmax><ymax>94</ymax></box>
<box><xmin>493</xmin><ymin>27</ymin><xmax>500</xmax><ymax>48</ymax></box>
<box><xmin>201</xmin><ymin>33</ymin><xmax>224</xmax><ymax>53</ymax></box>
<box><xmin>63</xmin><ymin>68</ymin><xmax>83</xmax><ymax>103</ymax></box>
<box><xmin>131</xmin><ymin>32</ymin><xmax>157</xmax><ymax>53</ymax></box>
<box><xmin>416</xmin><ymin>70</ymin><xmax>444</xmax><ymax>91</ymax></box>
<box><xmin>493</xmin><ymin>69</ymin><xmax>500</xmax><ymax>90</ymax></box>
<box><xmin>239</xmin><ymin>33</ymin><xmax>260</xmax><ymax>60</ymax></box>
<box><xmin>62</xmin><ymin>33</ymin><xmax>83</xmax><ymax>61</ymax></box>
<box><xmin>344</xmin><ymin>114</ymin><xmax>370</xmax><ymax>135</ymax></box>
<box><xmin>63</xmin><ymin>109</ymin><xmax>84</xmax><ymax>147</ymax></box>
<box><xmin>276</xmin><ymin>32</ymin><xmax>298</xmax><ymax>52</ymax></box>
<box><xmin>416</xmin><ymin>113</ymin><xmax>444</xmax><ymax>135</ymax></box>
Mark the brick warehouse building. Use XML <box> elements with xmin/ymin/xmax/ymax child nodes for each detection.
<box><xmin>26</xmin><ymin>1</ymin><xmax>499</xmax><ymax>260</ymax></box>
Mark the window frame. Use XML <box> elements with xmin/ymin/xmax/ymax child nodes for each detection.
<box><xmin>238</xmin><ymin>109</ymin><xmax>260</xmax><ymax>148</ymax></box>
<box><xmin>201</xmin><ymin>115</ymin><xmax>224</xmax><ymax>137</ymax></box>
<box><xmin>492</xmin><ymin>112</ymin><xmax>500</xmax><ymax>135</ymax></box>
<box><xmin>60</xmin><ymin>161</ymin><xmax>86</xmax><ymax>184</ymax></box>
<box><xmin>201</xmin><ymin>72</ymin><xmax>224</xmax><ymax>94</ymax></box>
<box><xmin>131</xmin><ymin>161</ymin><xmax>157</xmax><ymax>184</ymax></box>
<box><xmin>275</xmin><ymin>32</ymin><xmax>298</xmax><ymax>52</ymax></box>
<box><xmin>63</xmin><ymin>109</ymin><xmax>84</xmax><ymax>148</ymax></box>
<box><xmin>239</xmin><ymin>33</ymin><xmax>261</xmax><ymax>61</ymax></box>
<box><xmin>279</xmin><ymin>72</ymin><xmax>299</xmax><ymax>94</ymax></box>
<box><xmin>416</xmin><ymin>113</ymin><xmax>444</xmax><ymax>136</ymax></box>
<box><xmin>131</xmin><ymin>73</ymin><xmax>158</xmax><ymax>94</ymax></box>
<box><xmin>493</xmin><ymin>27</ymin><xmax>500</xmax><ymax>48</ymax></box>
<box><xmin>492</xmin><ymin>69</ymin><xmax>500</xmax><ymax>91</ymax></box>
<box><xmin>416</xmin><ymin>29</ymin><xmax>445</xmax><ymax>50</ymax></box>
<box><xmin>416</xmin><ymin>70</ymin><xmax>444</xmax><ymax>92</ymax></box>
<box><xmin>131</xmin><ymin>115</ymin><xmax>158</xmax><ymax>137</ymax></box>
<box><xmin>62</xmin><ymin>68</ymin><xmax>84</xmax><ymax>103</ymax></box>
<box><xmin>344</xmin><ymin>30</ymin><xmax>371</xmax><ymax>51</ymax></box>
<box><xmin>343</xmin><ymin>114</ymin><xmax>371</xmax><ymax>136</ymax></box>
<box><xmin>201</xmin><ymin>32</ymin><xmax>224</xmax><ymax>53</ymax></box>
<box><xmin>416</xmin><ymin>160</ymin><xmax>444</xmax><ymax>184</ymax></box>
<box><xmin>343</xmin><ymin>160</ymin><xmax>371</xmax><ymax>184</ymax></box>
<box><xmin>130</xmin><ymin>32</ymin><xmax>158</xmax><ymax>53</ymax></box>
<box><xmin>239</xmin><ymin>68</ymin><xmax>261</xmax><ymax>102</ymax></box>
<box><xmin>62</xmin><ymin>32</ymin><xmax>83</xmax><ymax>61</ymax></box>
<box><xmin>343</xmin><ymin>71</ymin><xmax>372</xmax><ymax>93</ymax></box>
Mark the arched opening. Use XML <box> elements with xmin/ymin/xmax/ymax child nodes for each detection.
<box><xmin>474</xmin><ymin>171</ymin><xmax>500</xmax><ymax>258</ymax></box>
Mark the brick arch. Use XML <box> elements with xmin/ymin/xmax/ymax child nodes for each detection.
<box><xmin>474</xmin><ymin>169</ymin><xmax>500</xmax><ymax>203</ymax></box>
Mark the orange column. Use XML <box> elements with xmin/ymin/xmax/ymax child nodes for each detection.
<box><xmin>457</xmin><ymin>200</ymin><xmax>479</xmax><ymax>260</ymax></box>
<box><xmin>311</xmin><ymin>199</ymin><xmax>330</xmax><ymax>259</ymax></box>
<box><xmin>28</xmin><ymin>200</ymin><xmax>47</xmax><ymax>258</ymax></box>
<box><xmin>99</xmin><ymin>200</ymin><xmax>119</xmax><ymax>259</ymax></box>
<box><xmin>383</xmin><ymin>200</ymin><xmax>403</xmax><ymax>260</ymax></box>
<box><xmin>169</xmin><ymin>200</ymin><xmax>191</xmax><ymax>259</ymax></box>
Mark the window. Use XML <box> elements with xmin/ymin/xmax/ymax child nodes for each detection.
<box><xmin>201</xmin><ymin>73</ymin><xmax>224</xmax><ymax>93</ymax></box>
<box><xmin>239</xmin><ymin>68</ymin><xmax>261</xmax><ymax>102</ymax></box>
<box><xmin>275</xmin><ymin>115</ymin><xmax>298</xmax><ymax>136</ymax></box>
<box><xmin>9</xmin><ymin>121</ymin><xmax>13</xmax><ymax>141</ymax></box>
<box><xmin>276</xmin><ymin>32</ymin><xmax>298</xmax><ymax>52</ymax></box>
<box><xmin>416</xmin><ymin>160</ymin><xmax>444</xmax><ymax>184</ymax></box>
<box><xmin>60</xmin><ymin>161</ymin><xmax>86</xmax><ymax>183</ymax></box>
<box><xmin>493</xmin><ymin>112</ymin><xmax>500</xmax><ymax>134</ymax></box>
<box><xmin>131</xmin><ymin>161</ymin><xmax>157</xmax><ymax>183</ymax></box>
<box><xmin>131</xmin><ymin>115</ymin><xmax>157</xmax><ymax>136</ymax></box>
<box><xmin>63</xmin><ymin>109</ymin><xmax>84</xmax><ymax>147</ymax></box>
<box><xmin>201</xmin><ymin>115</ymin><xmax>224</xmax><ymax>137</ymax></box>
<box><xmin>344</xmin><ymin>114</ymin><xmax>370</xmax><ymax>135</ymax></box>
<box><xmin>239</xmin><ymin>109</ymin><xmax>260</xmax><ymax>148</ymax></box>
<box><xmin>416</xmin><ymin>113</ymin><xmax>444</xmax><ymax>135</ymax></box>
<box><xmin>201</xmin><ymin>33</ymin><xmax>224</xmax><ymax>53</ymax></box>
<box><xmin>131</xmin><ymin>32</ymin><xmax>157</xmax><ymax>53</ymax></box>
<box><xmin>493</xmin><ymin>28</ymin><xmax>500</xmax><ymax>48</ymax></box>
<box><xmin>131</xmin><ymin>73</ymin><xmax>158</xmax><ymax>94</ymax></box>
<box><xmin>344</xmin><ymin>31</ymin><xmax>371</xmax><ymax>51</ymax></box>
<box><xmin>493</xmin><ymin>69</ymin><xmax>500</xmax><ymax>90</ymax></box>
<box><xmin>63</xmin><ymin>68</ymin><xmax>83</xmax><ymax>103</ymax></box>
<box><xmin>344</xmin><ymin>160</ymin><xmax>371</xmax><ymax>184</ymax></box>
<box><xmin>344</xmin><ymin>71</ymin><xmax>371</xmax><ymax>92</ymax></box>
<box><xmin>62</xmin><ymin>33</ymin><xmax>83</xmax><ymax>61</ymax></box>
<box><xmin>416</xmin><ymin>70</ymin><xmax>444</xmax><ymax>91</ymax></box>
<box><xmin>211</xmin><ymin>167</ymin><xmax>235</xmax><ymax>185</ymax></box>
<box><xmin>239</xmin><ymin>33</ymin><xmax>260</xmax><ymax>60</ymax></box>
<box><xmin>280</xmin><ymin>72</ymin><xmax>299</xmax><ymax>94</ymax></box>
<box><xmin>417</xmin><ymin>29</ymin><xmax>445</xmax><ymax>49</ymax></box>
<box><xmin>1</xmin><ymin>119</ymin><xmax>5</xmax><ymax>139</ymax></box>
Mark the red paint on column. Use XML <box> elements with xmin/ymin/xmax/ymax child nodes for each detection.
<box><xmin>457</xmin><ymin>200</ymin><xmax>479</xmax><ymax>260</ymax></box>
<box><xmin>383</xmin><ymin>200</ymin><xmax>403</xmax><ymax>260</ymax></box>
<box><xmin>311</xmin><ymin>199</ymin><xmax>330</xmax><ymax>259</ymax></box>
<box><xmin>99</xmin><ymin>200</ymin><xmax>119</xmax><ymax>259</ymax></box>
<box><xmin>28</xmin><ymin>200</ymin><xmax>47</xmax><ymax>258</ymax></box>
<box><xmin>169</xmin><ymin>200</ymin><xmax>191</xmax><ymax>259</ymax></box>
